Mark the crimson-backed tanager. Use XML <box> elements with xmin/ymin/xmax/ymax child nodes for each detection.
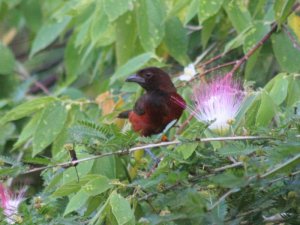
<box><xmin>118</xmin><ymin>67</ymin><xmax>186</xmax><ymax>136</ymax></box>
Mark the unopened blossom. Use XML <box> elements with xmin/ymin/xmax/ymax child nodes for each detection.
<box><xmin>0</xmin><ymin>184</ymin><xmax>26</xmax><ymax>224</ymax></box>
<box><xmin>192</xmin><ymin>75</ymin><xmax>244</xmax><ymax>133</ymax></box>
<box><xmin>179</xmin><ymin>64</ymin><xmax>197</xmax><ymax>81</ymax></box>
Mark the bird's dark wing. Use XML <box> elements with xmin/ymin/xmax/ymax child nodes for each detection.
<box><xmin>134</xmin><ymin>92</ymin><xmax>169</xmax><ymax>117</ymax></box>
<box><xmin>133</xmin><ymin>95</ymin><xmax>146</xmax><ymax>115</ymax></box>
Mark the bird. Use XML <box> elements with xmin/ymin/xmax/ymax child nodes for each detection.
<box><xmin>118</xmin><ymin>67</ymin><xmax>186</xmax><ymax>137</ymax></box>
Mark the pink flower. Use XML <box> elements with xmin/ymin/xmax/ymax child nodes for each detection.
<box><xmin>0</xmin><ymin>183</ymin><xmax>26</xmax><ymax>224</ymax></box>
<box><xmin>172</xmin><ymin>74</ymin><xmax>244</xmax><ymax>134</ymax></box>
<box><xmin>192</xmin><ymin>75</ymin><xmax>244</xmax><ymax>133</ymax></box>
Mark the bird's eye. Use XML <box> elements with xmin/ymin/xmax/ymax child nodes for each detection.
<box><xmin>145</xmin><ymin>73</ymin><xmax>152</xmax><ymax>78</ymax></box>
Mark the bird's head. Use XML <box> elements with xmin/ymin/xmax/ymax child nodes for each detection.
<box><xmin>126</xmin><ymin>67</ymin><xmax>176</xmax><ymax>92</ymax></box>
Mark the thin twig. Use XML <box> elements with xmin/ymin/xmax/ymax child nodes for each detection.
<box><xmin>176</xmin><ymin>114</ymin><xmax>194</xmax><ymax>135</ymax></box>
<box><xmin>213</xmin><ymin>162</ymin><xmax>243</xmax><ymax>172</ymax></box>
<box><xmin>201</xmin><ymin>61</ymin><xmax>236</xmax><ymax>76</ymax></box>
<box><xmin>263</xmin><ymin>213</ymin><xmax>287</xmax><ymax>223</ymax></box>
<box><xmin>15</xmin><ymin>62</ymin><xmax>51</xmax><ymax>95</ymax></box>
<box><xmin>207</xmin><ymin>188</ymin><xmax>240</xmax><ymax>211</ymax></box>
<box><xmin>196</xmin><ymin>50</ymin><xmax>231</xmax><ymax>68</ymax></box>
<box><xmin>226</xmin><ymin>23</ymin><xmax>278</xmax><ymax>78</ymax></box>
<box><xmin>260</xmin><ymin>153</ymin><xmax>300</xmax><ymax>179</ymax></box>
<box><xmin>176</xmin><ymin>61</ymin><xmax>236</xmax><ymax>89</ymax></box>
<box><xmin>283</xmin><ymin>24</ymin><xmax>300</xmax><ymax>51</ymax></box>
<box><xmin>22</xmin><ymin>136</ymin><xmax>273</xmax><ymax>175</ymax></box>
<box><xmin>268</xmin><ymin>169</ymin><xmax>300</xmax><ymax>185</ymax></box>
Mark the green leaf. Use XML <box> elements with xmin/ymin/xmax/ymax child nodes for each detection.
<box><xmin>82</xmin><ymin>176</ymin><xmax>112</xmax><ymax>196</ymax></box>
<box><xmin>13</xmin><ymin>110</ymin><xmax>43</xmax><ymax>149</ymax></box>
<box><xmin>274</xmin><ymin>0</ymin><xmax>295</xmax><ymax>25</ymax></box>
<box><xmin>110</xmin><ymin>191</ymin><xmax>135</xmax><ymax>225</ymax></box>
<box><xmin>164</xmin><ymin>17</ymin><xmax>189</xmax><ymax>65</ymax></box>
<box><xmin>0</xmin><ymin>123</ymin><xmax>15</xmax><ymax>146</ymax></box>
<box><xmin>64</xmin><ymin>190</ymin><xmax>89</xmax><ymax>215</ymax></box>
<box><xmin>89</xmin><ymin>198</ymin><xmax>110</xmax><ymax>225</ymax></box>
<box><xmin>0</xmin><ymin>43</ymin><xmax>15</xmax><ymax>75</ymax></box>
<box><xmin>0</xmin><ymin>97</ymin><xmax>56</xmax><ymax>125</ymax></box>
<box><xmin>233</xmin><ymin>93</ymin><xmax>258</xmax><ymax>131</ymax></box>
<box><xmin>110</xmin><ymin>52</ymin><xmax>154</xmax><ymax>84</ymax></box>
<box><xmin>210</xmin><ymin>172</ymin><xmax>245</xmax><ymax>188</ymax></box>
<box><xmin>64</xmin><ymin>38</ymin><xmax>81</xmax><ymax>79</ymax></box>
<box><xmin>30</xmin><ymin>17</ymin><xmax>71</xmax><ymax>57</ymax></box>
<box><xmin>255</xmin><ymin>91</ymin><xmax>276</xmax><ymax>126</ymax></box>
<box><xmin>243</xmin><ymin>22</ymin><xmax>270</xmax><ymax>53</ymax></box>
<box><xmin>223</xmin><ymin>0</ymin><xmax>252</xmax><ymax>33</ymax></box>
<box><xmin>103</xmin><ymin>0</ymin><xmax>131</xmax><ymax>21</ymax></box>
<box><xmin>272</xmin><ymin>32</ymin><xmax>300</xmax><ymax>73</ymax></box>
<box><xmin>198</xmin><ymin>0</ymin><xmax>224</xmax><ymax>24</ymax></box>
<box><xmin>90</xmin><ymin>3</ymin><xmax>110</xmax><ymax>44</ymax></box>
<box><xmin>20</xmin><ymin>0</ymin><xmax>43</xmax><ymax>32</ymax></box>
<box><xmin>184</xmin><ymin>0</ymin><xmax>199</xmax><ymax>25</ymax></box>
<box><xmin>53</xmin><ymin>174</ymin><xmax>101</xmax><ymax>197</ymax></box>
<box><xmin>115</xmin><ymin>11</ymin><xmax>137</xmax><ymax>66</ymax></box>
<box><xmin>32</xmin><ymin>101</ymin><xmax>68</xmax><ymax>156</ymax></box>
<box><xmin>167</xmin><ymin>0</ymin><xmax>191</xmax><ymax>20</ymax></box>
<box><xmin>201</xmin><ymin>15</ymin><xmax>216</xmax><ymax>48</ymax></box>
<box><xmin>218</xmin><ymin>143</ymin><xmax>258</xmax><ymax>156</ymax></box>
<box><xmin>176</xmin><ymin>143</ymin><xmax>198</xmax><ymax>159</ymax></box>
<box><xmin>136</xmin><ymin>0</ymin><xmax>166</xmax><ymax>51</ymax></box>
<box><xmin>262</xmin><ymin>153</ymin><xmax>300</xmax><ymax>178</ymax></box>
<box><xmin>268</xmin><ymin>74</ymin><xmax>289</xmax><ymax>105</ymax></box>
<box><xmin>286</xmin><ymin>74</ymin><xmax>300</xmax><ymax>107</ymax></box>
<box><xmin>62</xmin><ymin>156</ymin><xmax>95</xmax><ymax>183</ymax></box>
<box><xmin>223</xmin><ymin>26</ymin><xmax>251</xmax><ymax>53</ymax></box>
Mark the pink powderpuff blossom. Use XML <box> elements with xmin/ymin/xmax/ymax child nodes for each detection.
<box><xmin>172</xmin><ymin>74</ymin><xmax>244</xmax><ymax>134</ymax></box>
<box><xmin>192</xmin><ymin>75</ymin><xmax>244</xmax><ymax>133</ymax></box>
<box><xmin>0</xmin><ymin>183</ymin><xmax>26</xmax><ymax>224</ymax></box>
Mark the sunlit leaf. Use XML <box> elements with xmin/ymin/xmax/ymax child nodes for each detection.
<box><xmin>64</xmin><ymin>190</ymin><xmax>89</xmax><ymax>215</ymax></box>
<box><xmin>110</xmin><ymin>191</ymin><xmax>135</xmax><ymax>225</ymax></box>
<box><xmin>274</xmin><ymin>0</ymin><xmax>295</xmax><ymax>25</ymax></box>
<box><xmin>103</xmin><ymin>0</ymin><xmax>132</xmax><ymax>21</ymax></box>
<box><xmin>136</xmin><ymin>0</ymin><xmax>166</xmax><ymax>51</ymax></box>
<box><xmin>110</xmin><ymin>52</ymin><xmax>155</xmax><ymax>84</ymax></box>
<box><xmin>32</xmin><ymin>101</ymin><xmax>68</xmax><ymax>156</ymax></box>
<box><xmin>223</xmin><ymin>0</ymin><xmax>252</xmax><ymax>33</ymax></box>
<box><xmin>255</xmin><ymin>91</ymin><xmax>276</xmax><ymax>126</ymax></box>
<box><xmin>0</xmin><ymin>97</ymin><xmax>56</xmax><ymax>125</ymax></box>
<box><xmin>198</xmin><ymin>0</ymin><xmax>224</xmax><ymax>24</ymax></box>
<box><xmin>165</xmin><ymin>17</ymin><xmax>189</xmax><ymax>65</ymax></box>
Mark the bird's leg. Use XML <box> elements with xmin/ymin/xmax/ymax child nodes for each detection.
<box><xmin>145</xmin><ymin>148</ymin><xmax>162</xmax><ymax>177</ymax></box>
<box><xmin>144</xmin><ymin>148</ymin><xmax>161</xmax><ymax>165</ymax></box>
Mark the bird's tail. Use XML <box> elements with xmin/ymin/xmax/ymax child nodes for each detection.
<box><xmin>117</xmin><ymin>110</ymin><xmax>131</xmax><ymax>119</ymax></box>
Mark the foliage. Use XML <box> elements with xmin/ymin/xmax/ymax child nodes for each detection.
<box><xmin>0</xmin><ymin>0</ymin><xmax>300</xmax><ymax>224</ymax></box>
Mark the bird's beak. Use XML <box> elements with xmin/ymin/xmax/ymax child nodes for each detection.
<box><xmin>126</xmin><ymin>74</ymin><xmax>145</xmax><ymax>84</ymax></box>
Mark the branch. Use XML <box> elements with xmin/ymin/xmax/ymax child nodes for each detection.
<box><xmin>213</xmin><ymin>161</ymin><xmax>243</xmax><ymax>172</ymax></box>
<box><xmin>22</xmin><ymin>135</ymin><xmax>272</xmax><ymax>175</ymax></box>
<box><xmin>176</xmin><ymin>114</ymin><xmax>194</xmax><ymax>134</ymax></box>
<box><xmin>268</xmin><ymin>169</ymin><xmax>300</xmax><ymax>184</ymax></box>
<box><xmin>207</xmin><ymin>188</ymin><xmax>240</xmax><ymax>211</ymax></box>
<box><xmin>176</xmin><ymin>61</ymin><xmax>236</xmax><ymax>89</ymax></box>
<box><xmin>226</xmin><ymin>23</ymin><xmax>278</xmax><ymax>78</ymax></box>
<box><xmin>283</xmin><ymin>24</ymin><xmax>300</xmax><ymax>51</ymax></box>
<box><xmin>15</xmin><ymin>62</ymin><xmax>51</xmax><ymax>95</ymax></box>
<box><xmin>260</xmin><ymin>153</ymin><xmax>300</xmax><ymax>179</ymax></box>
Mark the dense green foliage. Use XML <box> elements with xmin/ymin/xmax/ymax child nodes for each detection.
<box><xmin>0</xmin><ymin>0</ymin><xmax>300</xmax><ymax>224</ymax></box>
